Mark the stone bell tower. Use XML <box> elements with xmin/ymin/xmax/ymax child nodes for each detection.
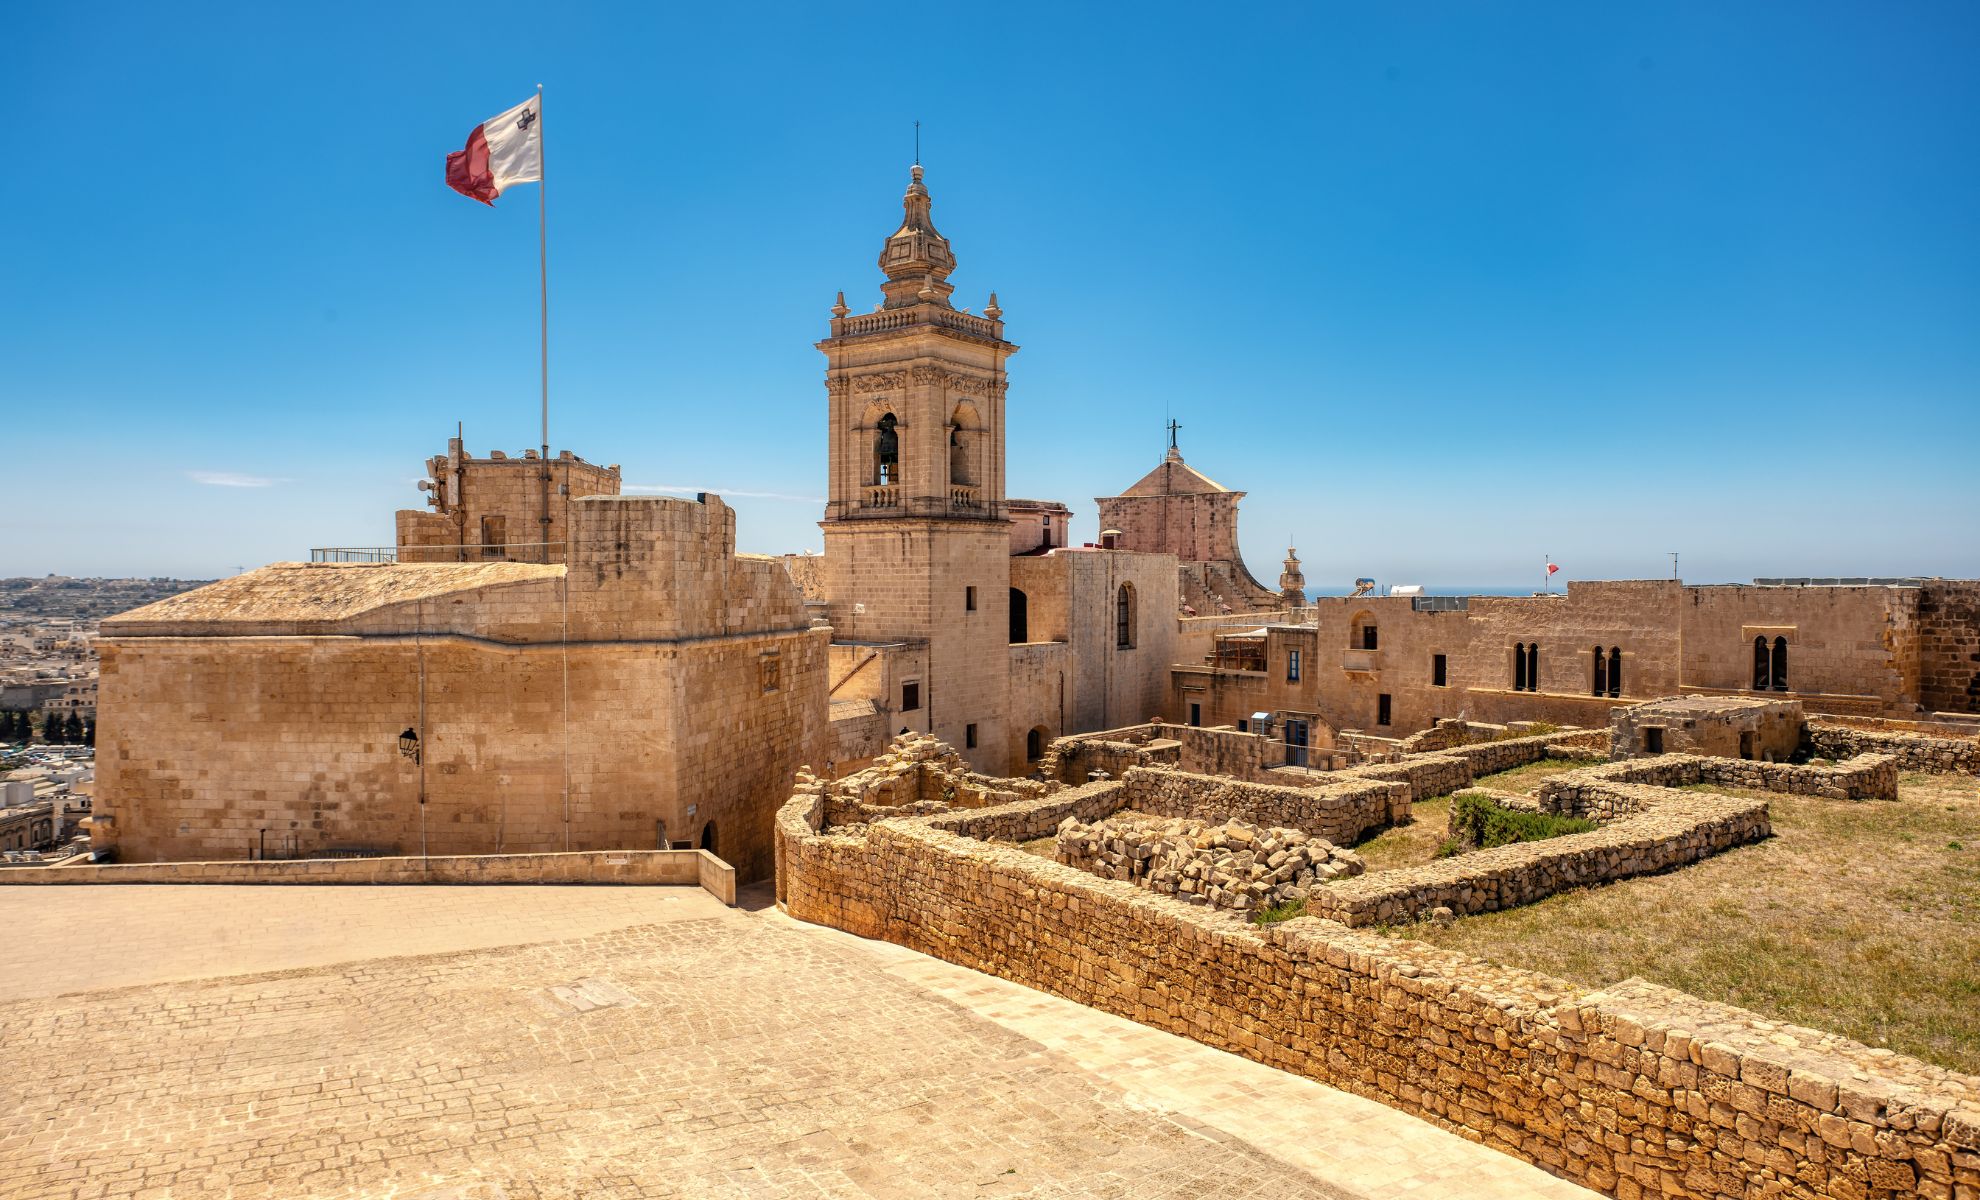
<box><xmin>816</xmin><ymin>164</ymin><xmax>1019</xmax><ymax>773</ymax></box>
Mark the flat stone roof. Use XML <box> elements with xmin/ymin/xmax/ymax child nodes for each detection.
<box><xmin>104</xmin><ymin>561</ymin><xmax>562</xmax><ymax>631</ymax></box>
<box><xmin>0</xmin><ymin>883</ymin><xmax>1598</xmax><ymax>1199</ymax></box>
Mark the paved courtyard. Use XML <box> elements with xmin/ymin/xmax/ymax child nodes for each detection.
<box><xmin>0</xmin><ymin>884</ymin><xmax>1596</xmax><ymax>1200</ymax></box>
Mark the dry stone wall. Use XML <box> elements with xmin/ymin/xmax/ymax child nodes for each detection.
<box><xmin>1307</xmin><ymin>785</ymin><xmax>1769</xmax><ymax>927</ymax></box>
<box><xmin>1541</xmin><ymin>754</ymin><xmax>1900</xmax><ymax>811</ymax></box>
<box><xmin>1804</xmin><ymin>722</ymin><xmax>1980</xmax><ymax>775</ymax></box>
<box><xmin>776</xmin><ymin>785</ymin><xmax>1980</xmax><ymax>1200</ymax></box>
<box><xmin>1120</xmin><ymin>767</ymin><xmax>1406</xmax><ymax>846</ymax></box>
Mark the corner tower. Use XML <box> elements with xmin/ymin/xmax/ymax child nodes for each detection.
<box><xmin>815</xmin><ymin>165</ymin><xmax>1019</xmax><ymax>772</ymax></box>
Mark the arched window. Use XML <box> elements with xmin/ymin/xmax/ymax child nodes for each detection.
<box><xmin>1009</xmin><ymin>587</ymin><xmax>1029</xmax><ymax>644</ymax></box>
<box><xmin>1526</xmin><ymin>643</ymin><xmax>1540</xmax><ymax>692</ymax></box>
<box><xmin>873</xmin><ymin>413</ymin><xmax>899</xmax><ymax>485</ymax></box>
<box><xmin>948</xmin><ymin>402</ymin><xmax>980</xmax><ymax>488</ymax></box>
<box><xmin>1349</xmin><ymin>612</ymin><xmax>1378</xmax><ymax>650</ymax></box>
<box><xmin>1592</xmin><ymin>645</ymin><xmax>1607</xmax><ymax>696</ymax></box>
<box><xmin>1514</xmin><ymin>643</ymin><xmax>1528</xmax><ymax>691</ymax></box>
<box><xmin>1771</xmin><ymin>637</ymin><xmax>1789</xmax><ymax>692</ymax></box>
<box><xmin>1608</xmin><ymin>647</ymin><xmax>1622</xmax><ymax>697</ymax></box>
<box><xmin>1116</xmin><ymin>583</ymin><xmax>1136</xmax><ymax>649</ymax></box>
<box><xmin>1753</xmin><ymin>637</ymin><xmax>1770</xmax><ymax>690</ymax></box>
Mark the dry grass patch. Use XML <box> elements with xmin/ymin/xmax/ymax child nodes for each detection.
<box><xmin>1469</xmin><ymin>755</ymin><xmax>1605</xmax><ymax>796</ymax></box>
<box><xmin>1394</xmin><ymin>773</ymin><xmax>1980</xmax><ymax>1074</ymax></box>
<box><xmin>1352</xmin><ymin>795</ymin><xmax>1453</xmax><ymax>871</ymax></box>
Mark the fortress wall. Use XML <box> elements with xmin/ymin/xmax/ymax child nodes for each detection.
<box><xmin>1918</xmin><ymin>581</ymin><xmax>1980</xmax><ymax>714</ymax></box>
<box><xmin>777</xmin><ymin>785</ymin><xmax>1980</xmax><ymax>1200</ymax></box>
<box><xmin>98</xmin><ymin>497</ymin><xmax>825</xmax><ymax>880</ymax></box>
<box><xmin>1680</xmin><ymin>585</ymin><xmax>1919</xmax><ymax>706</ymax></box>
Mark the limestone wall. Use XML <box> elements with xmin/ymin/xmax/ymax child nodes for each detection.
<box><xmin>1804</xmin><ymin>723</ymin><xmax>1980</xmax><ymax>775</ymax></box>
<box><xmin>1541</xmin><ymin>754</ymin><xmax>1900</xmax><ymax>809</ymax></box>
<box><xmin>777</xmin><ymin>792</ymin><xmax>1980</xmax><ymax>1199</ymax></box>
<box><xmin>1165</xmin><ymin>580</ymin><xmax>1975</xmax><ymax>741</ymax></box>
<box><xmin>1308</xmin><ymin>785</ymin><xmax>1770</xmax><ymax>927</ymax></box>
<box><xmin>6</xmin><ymin>848</ymin><xmax>736</xmax><ymax>902</ymax></box>
<box><xmin>97</xmin><ymin>496</ymin><xmax>827</xmax><ymax>881</ymax></box>
<box><xmin>1919</xmin><ymin>581</ymin><xmax>1980</xmax><ymax>714</ymax></box>
<box><xmin>1120</xmin><ymin>767</ymin><xmax>1406</xmax><ymax>846</ymax></box>
<box><xmin>395</xmin><ymin>445</ymin><xmax>622</xmax><ymax>565</ymax></box>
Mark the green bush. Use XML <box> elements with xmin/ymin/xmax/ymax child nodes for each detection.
<box><xmin>1450</xmin><ymin>792</ymin><xmax>1595</xmax><ymax>850</ymax></box>
<box><xmin>1252</xmin><ymin>898</ymin><xmax>1307</xmax><ymax>926</ymax></box>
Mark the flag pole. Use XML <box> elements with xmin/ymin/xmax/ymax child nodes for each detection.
<box><xmin>537</xmin><ymin>82</ymin><xmax>550</xmax><ymax>564</ymax></box>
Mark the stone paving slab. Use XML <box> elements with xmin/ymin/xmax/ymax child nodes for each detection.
<box><xmin>0</xmin><ymin>884</ymin><xmax>1597</xmax><ymax>1198</ymax></box>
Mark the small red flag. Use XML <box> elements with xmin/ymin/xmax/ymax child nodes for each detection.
<box><xmin>1547</xmin><ymin>562</ymin><xmax>1560</xmax><ymax>575</ymax></box>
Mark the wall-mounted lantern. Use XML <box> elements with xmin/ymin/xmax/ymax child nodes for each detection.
<box><xmin>398</xmin><ymin>728</ymin><xmax>421</xmax><ymax>765</ymax></box>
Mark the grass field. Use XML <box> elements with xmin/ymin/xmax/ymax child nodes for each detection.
<box><xmin>1467</xmin><ymin>756</ymin><xmax>1607</xmax><ymax>796</ymax></box>
<box><xmin>1389</xmin><ymin>772</ymin><xmax>1980</xmax><ymax>1074</ymax></box>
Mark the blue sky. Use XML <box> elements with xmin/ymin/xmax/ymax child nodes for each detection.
<box><xmin>6</xmin><ymin>2</ymin><xmax>1976</xmax><ymax>586</ymax></box>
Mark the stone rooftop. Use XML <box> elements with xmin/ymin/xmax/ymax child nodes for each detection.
<box><xmin>0</xmin><ymin>882</ymin><xmax>1598</xmax><ymax>1200</ymax></box>
<box><xmin>103</xmin><ymin>561</ymin><xmax>561</xmax><ymax>632</ymax></box>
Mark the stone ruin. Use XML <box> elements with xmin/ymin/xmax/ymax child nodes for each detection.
<box><xmin>797</xmin><ymin>733</ymin><xmax>1048</xmax><ymax>832</ymax></box>
<box><xmin>1055</xmin><ymin>811</ymin><xmax>1364</xmax><ymax>913</ymax></box>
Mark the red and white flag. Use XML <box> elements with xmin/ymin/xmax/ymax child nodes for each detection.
<box><xmin>445</xmin><ymin>95</ymin><xmax>542</xmax><ymax>205</ymax></box>
<box><xmin>1546</xmin><ymin>562</ymin><xmax>1560</xmax><ymax>576</ymax></box>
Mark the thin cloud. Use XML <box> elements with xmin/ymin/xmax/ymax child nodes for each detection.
<box><xmin>625</xmin><ymin>484</ymin><xmax>823</xmax><ymax>504</ymax></box>
<box><xmin>188</xmin><ymin>470</ymin><xmax>284</xmax><ymax>488</ymax></box>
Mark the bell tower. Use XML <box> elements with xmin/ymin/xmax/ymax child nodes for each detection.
<box><xmin>816</xmin><ymin>164</ymin><xmax>1019</xmax><ymax>772</ymax></box>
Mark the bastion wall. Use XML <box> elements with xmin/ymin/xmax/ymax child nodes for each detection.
<box><xmin>776</xmin><ymin>773</ymin><xmax>1980</xmax><ymax>1199</ymax></box>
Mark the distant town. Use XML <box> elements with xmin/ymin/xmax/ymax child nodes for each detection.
<box><xmin>0</xmin><ymin>576</ymin><xmax>208</xmax><ymax>862</ymax></box>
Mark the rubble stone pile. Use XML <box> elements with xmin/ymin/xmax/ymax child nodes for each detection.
<box><xmin>1055</xmin><ymin>812</ymin><xmax>1363</xmax><ymax>912</ymax></box>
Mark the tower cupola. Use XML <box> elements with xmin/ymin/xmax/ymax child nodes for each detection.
<box><xmin>878</xmin><ymin>165</ymin><xmax>957</xmax><ymax>308</ymax></box>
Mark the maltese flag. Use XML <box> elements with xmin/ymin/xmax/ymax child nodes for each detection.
<box><xmin>445</xmin><ymin>94</ymin><xmax>542</xmax><ymax>205</ymax></box>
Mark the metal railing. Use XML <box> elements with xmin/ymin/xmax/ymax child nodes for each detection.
<box><xmin>309</xmin><ymin>542</ymin><xmax>567</xmax><ymax>564</ymax></box>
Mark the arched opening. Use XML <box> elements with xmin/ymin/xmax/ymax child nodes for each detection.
<box><xmin>1009</xmin><ymin>587</ymin><xmax>1029</xmax><ymax>644</ymax></box>
<box><xmin>1349</xmin><ymin>611</ymin><xmax>1378</xmax><ymax>650</ymax></box>
<box><xmin>873</xmin><ymin>412</ymin><xmax>899</xmax><ymax>485</ymax></box>
<box><xmin>948</xmin><ymin>402</ymin><xmax>980</xmax><ymax>488</ymax></box>
<box><xmin>1771</xmin><ymin>637</ymin><xmax>1789</xmax><ymax>692</ymax></box>
<box><xmin>1514</xmin><ymin>643</ymin><xmax>1528</xmax><ymax>691</ymax></box>
<box><xmin>1592</xmin><ymin>645</ymin><xmax>1607</xmax><ymax>696</ymax></box>
<box><xmin>699</xmin><ymin>821</ymin><xmax>717</xmax><ymax>854</ymax></box>
<box><xmin>1115</xmin><ymin>583</ymin><xmax>1136</xmax><ymax>649</ymax></box>
<box><xmin>1026</xmin><ymin>726</ymin><xmax>1049</xmax><ymax>763</ymax></box>
<box><xmin>1608</xmin><ymin>647</ymin><xmax>1622</xmax><ymax>697</ymax></box>
<box><xmin>1753</xmin><ymin>636</ymin><xmax>1770</xmax><ymax>690</ymax></box>
<box><xmin>1525</xmin><ymin>643</ymin><xmax>1540</xmax><ymax>692</ymax></box>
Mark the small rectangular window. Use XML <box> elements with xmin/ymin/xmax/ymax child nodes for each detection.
<box><xmin>1189</xmin><ymin>703</ymin><xmax>1202</xmax><ymax>727</ymax></box>
<box><xmin>902</xmin><ymin>681</ymin><xmax>920</xmax><ymax>712</ymax></box>
<box><xmin>1377</xmin><ymin>694</ymin><xmax>1392</xmax><ymax>726</ymax></box>
<box><xmin>1236</xmin><ymin>719</ymin><xmax>1249</xmax><ymax>733</ymax></box>
<box><xmin>1361</xmin><ymin>624</ymin><xmax>1379</xmax><ymax>651</ymax></box>
<box><xmin>1287</xmin><ymin>648</ymin><xmax>1302</xmax><ymax>682</ymax></box>
<box><xmin>1644</xmin><ymin>727</ymin><xmax>1664</xmax><ymax>754</ymax></box>
<box><xmin>965</xmin><ymin>586</ymin><xmax>977</xmax><ymax>612</ymax></box>
<box><xmin>1432</xmin><ymin>654</ymin><xmax>1448</xmax><ymax>687</ymax></box>
<box><xmin>965</xmin><ymin>723</ymin><xmax>978</xmax><ymax>749</ymax></box>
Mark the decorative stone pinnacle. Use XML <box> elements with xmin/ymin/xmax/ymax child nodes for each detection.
<box><xmin>831</xmin><ymin>290</ymin><xmax>849</xmax><ymax>318</ymax></box>
<box><xmin>984</xmin><ymin>292</ymin><xmax>1002</xmax><ymax>320</ymax></box>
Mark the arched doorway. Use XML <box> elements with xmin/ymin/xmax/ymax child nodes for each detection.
<box><xmin>1026</xmin><ymin>726</ymin><xmax>1050</xmax><ymax>763</ymax></box>
<box><xmin>699</xmin><ymin>821</ymin><xmax>717</xmax><ymax>854</ymax></box>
